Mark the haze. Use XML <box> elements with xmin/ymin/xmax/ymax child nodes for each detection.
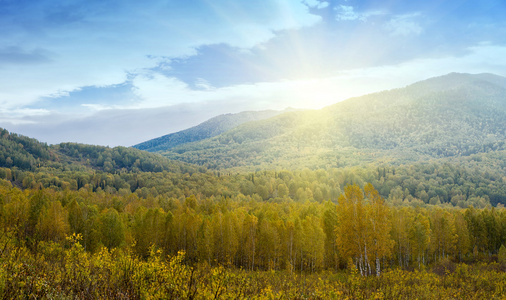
<box><xmin>1</xmin><ymin>0</ymin><xmax>506</xmax><ymax>146</ymax></box>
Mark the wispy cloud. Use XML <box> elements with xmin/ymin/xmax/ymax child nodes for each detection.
<box><xmin>0</xmin><ymin>0</ymin><xmax>321</xmax><ymax>109</ymax></box>
<box><xmin>303</xmin><ymin>0</ymin><xmax>329</xmax><ymax>9</ymax></box>
<box><xmin>335</xmin><ymin>5</ymin><xmax>384</xmax><ymax>21</ymax></box>
<box><xmin>384</xmin><ymin>13</ymin><xmax>424</xmax><ymax>36</ymax></box>
<box><xmin>0</xmin><ymin>47</ymin><xmax>53</xmax><ymax>65</ymax></box>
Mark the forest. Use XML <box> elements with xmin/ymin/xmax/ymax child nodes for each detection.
<box><xmin>1</xmin><ymin>180</ymin><xmax>506</xmax><ymax>298</ymax></box>
<box><xmin>1</xmin><ymin>72</ymin><xmax>506</xmax><ymax>298</ymax></box>
<box><xmin>1</xmin><ymin>141</ymin><xmax>506</xmax><ymax>298</ymax></box>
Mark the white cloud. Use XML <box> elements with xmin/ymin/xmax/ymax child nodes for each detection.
<box><xmin>0</xmin><ymin>0</ymin><xmax>321</xmax><ymax>111</ymax></box>
<box><xmin>119</xmin><ymin>44</ymin><xmax>506</xmax><ymax>114</ymax></box>
<box><xmin>194</xmin><ymin>78</ymin><xmax>213</xmax><ymax>90</ymax></box>
<box><xmin>304</xmin><ymin>0</ymin><xmax>329</xmax><ymax>9</ymax></box>
<box><xmin>384</xmin><ymin>13</ymin><xmax>424</xmax><ymax>36</ymax></box>
<box><xmin>4</xmin><ymin>27</ymin><xmax>506</xmax><ymax>146</ymax></box>
<box><xmin>0</xmin><ymin>108</ymin><xmax>50</xmax><ymax>124</ymax></box>
<box><xmin>0</xmin><ymin>52</ymin><xmax>155</xmax><ymax>109</ymax></box>
<box><xmin>131</xmin><ymin>73</ymin><xmax>193</xmax><ymax>108</ymax></box>
<box><xmin>336</xmin><ymin>5</ymin><xmax>359</xmax><ymax>21</ymax></box>
<box><xmin>335</xmin><ymin>5</ymin><xmax>384</xmax><ymax>21</ymax></box>
<box><xmin>81</xmin><ymin>104</ymin><xmax>112</xmax><ymax>111</ymax></box>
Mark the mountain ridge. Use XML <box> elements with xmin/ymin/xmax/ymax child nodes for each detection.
<box><xmin>155</xmin><ymin>72</ymin><xmax>506</xmax><ymax>170</ymax></box>
<box><xmin>132</xmin><ymin>109</ymin><xmax>292</xmax><ymax>152</ymax></box>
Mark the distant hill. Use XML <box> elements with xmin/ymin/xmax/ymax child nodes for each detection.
<box><xmin>133</xmin><ymin>109</ymin><xmax>289</xmax><ymax>152</ymax></box>
<box><xmin>0</xmin><ymin>127</ymin><xmax>200</xmax><ymax>174</ymax></box>
<box><xmin>157</xmin><ymin>73</ymin><xmax>506</xmax><ymax>169</ymax></box>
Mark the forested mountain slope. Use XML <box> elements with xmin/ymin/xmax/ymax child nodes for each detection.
<box><xmin>159</xmin><ymin>73</ymin><xmax>506</xmax><ymax>169</ymax></box>
<box><xmin>1</xmin><ymin>125</ymin><xmax>506</xmax><ymax>206</ymax></box>
<box><xmin>133</xmin><ymin>109</ymin><xmax>287</xmax><ymax>152</ymax></box>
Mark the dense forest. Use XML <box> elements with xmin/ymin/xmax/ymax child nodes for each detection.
<box><xmin>2</xmin><ymin>154</ymin><xmax>506</xmax><ymax>208</ymax></box>
<box><xmin>1</xmin><ymin>182</ymin><xmax>506</xmax><ymax>298</ymax></box>
<box><xmin>1</xmin><ymin>145</ymin><xmax>506</xmax><ymax>297</ymax></box>
<box><xmin>2</xmin><ymin>182</ymin><xmax>502</xmax><ymax>272</ymax></box>
<box><xmin>1</xmin><ymin>73</ymin><xmax>506</xmax><ymax>298</ymax></box>
<box><xmin>0</xmin><ymin>128</ymin><xmax>201</xmax><ymax>174</ymax></box>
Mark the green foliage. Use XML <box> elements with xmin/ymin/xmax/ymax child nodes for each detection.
<box><xmin>54</xmin><ymin>142</ymin><xmax>201</xmax><ymax>173</ymax></box>
<box><xmin>1</xmin><ymin>241</ymin><xmax>506</xmax><ymax>299</ymax></box>
<box><xmin>0</xmin><ymin>128</ymin><xmax>51</xmax><ymax>170</ymax></box>
<box><xmin>499</xmin><ymin>245</ymin><xmax>506</xmax><ymax>265</ymax></box>
<box><xmin>0</xmin><ymin>127</ymin><xmax>201</xmax><ymax>175</ymax></box>
<box><xmin>1</xmin><ymin>152</ymin><xmax>505</xmax><ymax>208</ymax></box>
<box><xmin>99</xmin><ymin>208</ymin><xmax>125</xmax><ymax>249</ymax></box>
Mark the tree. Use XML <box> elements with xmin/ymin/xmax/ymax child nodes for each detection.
<box><xmin>301</xmin><ymin>215</ymin><xmax>324</xmax><ymax>273</ymax></box>
<box><xmin>277</xmin><ymin>183</ymin><xmax>289</xmax><ymax>198</ymax></box>
<box><xmin>364</xmin><ymin>183</ymin><xmax>393</xmax><ymax>276</ymax></box>
<box><xmin>336</xmin><ymin>185</ymin><xmax>367</xmax><ymax>274</ymax></box>
<box><xmin>241</xmin><ymin>214</ymin><xmax>258</xmax><ymax>270</ymax></box>
<box><xmin>430</xmin><ymin>208</ymin><xmax>457</xmax><ymax>261</ymax></box>
<box><xmin>409</xmin><ymin>212</ymin><xmax>431</xmax><ymax>268</ymax></box>
<box><xmin>499</xmin><ymin>244</ymin><xmax>506</xmax><ymax>265</ymax></box>
<box><xmin>132</xmin><ymin>207</ymin><xmax>166</xmax><ymax>258</ymax></box>
<box><xmin>336</xmin><ymin>184</ymin><xmax>393</xmax><ymax>276</ymax></box>
<box><xmin>454</xmin><ymin>211</ymin><xmax>471</xmax><ymax>262</ymax></box>
<box><xmin>322</xmin><ymin>201</ymin><xmax>339</xmax><ymax>270</ymax></box>
<box><xmin>68</xmin><ymin>199</ymin><xmax>85</xmax><ymax>235</ymax></box>
<box><xmin>99</xmin><ymin>208</ymin><xmax>125</xmax><ymax>249</ymax></box>
<box><xmin>36</xmin><ymin>200</ymin><xmax>69</xmax><ymax>242</ymax></box>
<box><xmin>211</xmin><ymin>211</ymin><xmax>239</xmax><ymax>266</ymax></box>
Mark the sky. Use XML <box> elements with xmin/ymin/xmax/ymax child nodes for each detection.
<box><xmin>1</xmin><ymin>0</ymin><xmax>506</xmax><ymax>147</ymax></box>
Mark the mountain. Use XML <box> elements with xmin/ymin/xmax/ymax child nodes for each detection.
<box><xmin>1</xmin><ymin>74</ymin><xmax>506</xmax><ymax>206</ymax></box>
<box><xmin>3</xmin><ymin>72</ymin><xmax>505</xmax><ymax>172</ymax></box>
<box><xmin>156</xmin><ymin>73</ymin><xmax>506</xmax><ymax>170</ymax></box>
<box><xmin>133</xmin><ymin>109</ymin><xmax>289</xmax><ymax>152</ymax></box>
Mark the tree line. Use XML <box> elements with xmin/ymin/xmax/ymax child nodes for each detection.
<box><xmin>1</xmin><ymin>183</ymin><xmax>505</xmax><ymax>274</ymax></box>
<box><xmin>2</xmin><ymin>153</ymin><xmax>505</xmax><ymax>209</ymax></box>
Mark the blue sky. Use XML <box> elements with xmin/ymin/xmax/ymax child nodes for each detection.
<box><xmin>1</xmin><ymin>0</ymin><xmax>506</xmax><ymax>146</ymax></box>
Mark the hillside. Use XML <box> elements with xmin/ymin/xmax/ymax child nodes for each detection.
<box><xmin>133</xmin><ymin>109</ymin><xmax>288</xmax><ymax>152</ymax></box>
<box><xmin>157</xmin><ymin>73</ymin><xmax>506</xmax><ymax>169</ymax></box>
<box><xmin>0</xmin><ymin>127</ymin><xmax>200</xmax><ymax>174</ymax></box>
